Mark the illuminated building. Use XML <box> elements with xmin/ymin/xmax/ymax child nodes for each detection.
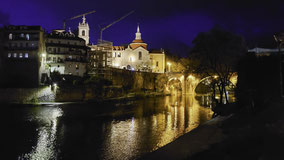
<box><xmin>149</xmin><ymin>49</ymin><xmax>166</xmax><ymax>73</ymax></box>
<box><xmin>248</xmin><ymin>47</ymin><xmax>284</xmax><ymax>56</ymax></box>
<box><xmin>78</xmin><ymin>15</ymin><xmax>90</xmax><ymax>45</ymax></box>
<box><xmin>1</xmin><ymin>25</ymin><xmax>48</xmax><ymax>87</ymax></box>
<box><xmin>112</xmin><ymin>25</ymin><xmax>151</xmax><ymax>71</ymax></box>
<box><xmin>46</xmin><ymin>28</ymin><xmax>89</xmax><ymax>77</ymax></box>
<box><xmin>88</xmin><ymin>40</ymin><xmax>113</xmax><ymax>77</ymax></box>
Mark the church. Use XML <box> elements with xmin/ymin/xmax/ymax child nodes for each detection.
<box><xmin>80</xmin><ymin>16</ymin><xmax>166</xmax><ymax>73</ymax></box>
<box><xmin>112</xmin><ymin>25</ymin><xmax>165</xmax><ymax>73</ymax></box>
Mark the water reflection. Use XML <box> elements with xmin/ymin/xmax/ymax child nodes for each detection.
<box><xmin>19</xmin><ymin>106</ymin><xmax>62</xmax><ymax>160</ymax></box>
<box><xmin>101</xmin><ymin>94</ymin><xmax>213</xmax><ymax>160</ymax></box>
<box><xmin>13</xmin><ymin>94</ymin><xmax>213</xmax><ymax>160</ymax></box>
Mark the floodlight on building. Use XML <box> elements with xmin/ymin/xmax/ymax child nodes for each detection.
<box><xmin>188</xmin><ymin>74</ymin><xmax>194</xmax><ymax>79</ymax></box>
<box><xmin>167</xmin><ymin>62</ymin><xmax>172</xmax><ymax>72</ymax></box>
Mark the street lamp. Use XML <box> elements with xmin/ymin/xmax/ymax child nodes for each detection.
<box><xmin>167</xmin><ymin>62</ymin><xmax>171</xmax><ymax>73</ymax></box>
<box><xmin>274</xmin><ymin>33</ymin><xmax>284</xmax><ymax>98</ymax></box>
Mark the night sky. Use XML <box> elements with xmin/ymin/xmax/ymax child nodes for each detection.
<box><xmin>1</xmin><ymin>0</ymin><xmax>284</xmax><ymax>56</ymax></box>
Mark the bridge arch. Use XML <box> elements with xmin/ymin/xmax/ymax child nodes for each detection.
<box><xmin>166</xmin><ymin>75</ymin><xmax>184</xmax><ymax>94</ymax></box>
<box><xmin>165</xmin><ymin>73</ymin><xmax>238</xmax><ymax>95</ymax></box>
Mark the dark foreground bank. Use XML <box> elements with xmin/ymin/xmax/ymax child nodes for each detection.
<box><xmin>142</xmin><ymin>99</ymin><xmax>284</xmax><ymax>160</ymax></box>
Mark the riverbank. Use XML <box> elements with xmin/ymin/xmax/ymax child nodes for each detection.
<box><xmin>0</xmin><ymin>86</ymin><xmax>169</xmax><ymax>104</ymax></box>
<box><xmin>142</xmin><ymin>99</ymin><xmax>284</xmax><ymax>160</ymax></box>
<box><xmin>140</xmin><ymin>115</ymin><xmax>230</xmax><ymax>160</ymax></box>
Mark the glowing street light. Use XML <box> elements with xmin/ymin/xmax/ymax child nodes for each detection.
<box><xmin>167</xmin><ymin>62</ymin><xmax>172</xmax><ymax>72</ymax></box>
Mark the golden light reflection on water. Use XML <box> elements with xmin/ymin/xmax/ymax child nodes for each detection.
<box><xmin>102</xmin><ymin>94</ymin><xmax>213</xmax><ymax>160</ymax></box>
<box><xmin>19</xmin><ymin>107</ymin><xmax>62</xmax><ymax>160</ymax></box>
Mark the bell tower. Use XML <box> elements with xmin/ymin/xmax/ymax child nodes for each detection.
<box><xmin>78</xmin><ymin>15</ymin><xmax>90</xmax><ymax>45</ymax></box>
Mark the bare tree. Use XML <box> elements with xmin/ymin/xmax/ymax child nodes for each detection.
<box><xmin>190</xmin><ymin>27</ymin><xmax>246</xmax><ymax>104</ymax></box>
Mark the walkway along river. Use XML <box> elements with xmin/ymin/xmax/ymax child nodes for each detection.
<box><xmin>7</xmin><ymin>94</ymin><xmax>215</xmax><ymax>160</ymax></box>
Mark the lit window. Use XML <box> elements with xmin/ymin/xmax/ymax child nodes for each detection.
<box><xmin>19</xmin><ymin>53</ymin><xmax>23</xmax><ymax>58</ymax></box>
<box><xmin>76</xmin><ymin>64</ymin><xmax>79</xmax><ymax>69</ymax></box>
<box><xmin>26</xmin><ymin>34</ymin><xmax>30</xmax><ymax>40</ymax></box>
<box><xmin>20</xmin><ymin>33</ymin><xmax>24</xmax><ymax>38</ymax></box>
<box><xmin>117</xmin><ymin>52</ymin><xmax>121</xmax><ymax>57</ymax></box>
<box><xmin>139</xmin><ymin>51</ymin><xmax>142</xmax><ymax>60</ymax></box>
<box><xmin>13</xmin><ymin>53</ymin><xmax>17</xmax><ymax>58</ymax></box>
<box><xmin>8</xmin><ymin>53</ymin><xmax>11</xmax><ymax>58</ymax></box>
<box><xmin>25</xmin><ymin>53</ymin><xmax>29</xmax><ymax>58</ymax></box>
<box><xmin>9</xmin><ymin>33</ymin><xmax>12</xmax><ymax>40</ymax></box>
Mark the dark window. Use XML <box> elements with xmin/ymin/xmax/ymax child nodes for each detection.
<box><xmin>156</xmin><ymin>61</ymin><xmax>159</xmax><ymax>67</ymax></box>
<box><xmin>139</xmin><ymin>52</ymin><xmax>142</xmax><ymax>60</ymax></box>
<box><xmin>82</xmin><ymin>30</ymin><xmax>85</xmax><ymax>36</ymax></box>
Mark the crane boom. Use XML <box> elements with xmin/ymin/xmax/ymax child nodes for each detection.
<box><xmin>100</xmin><ymin>10</ymin><xmax>134</xmax><ymax>40</ymax></box>
<box><xmin>63</xmin><ymin>10</ymin><xmax>96</xmax><ymax>30</ymax></box>
<box><xmin>69</xmin><ymin>10</ymin><xmax>96</xmax><ymax>20</ymax></box>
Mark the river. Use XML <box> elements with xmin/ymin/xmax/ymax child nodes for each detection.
<box><xmin>6</xmin><ymin>94</ymin><xmax>214</xmax><ymax>160</ymax></box>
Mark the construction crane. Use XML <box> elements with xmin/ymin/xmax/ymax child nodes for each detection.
<box><xmin>99</xmin><ymin>10</ymin><xmax>134</xmax><ymax>41</ymax></box>
<box><xmin>63</xmin><ymin>10</ymin><xmax>96</xmax><ymax>30</ymax></box>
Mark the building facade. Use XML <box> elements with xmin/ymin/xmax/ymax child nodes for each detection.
<box><xmin>112</xmin><ymin>25</ymin><xmax>151</xmax><ymax>71</ymax></box>
<box><xmin>46</xmin><ymin>29</ymin><xmax>89</xmax><ymax>77</ymax></box>
<box><xmin>78</xmin><ymin>15</ymin><xmax>90</xmax><ymax>45</ymax></box>
<box><xmin>149</xmin><ymin>49</ymin><xmax>165</xmax><ymax>73</ymax></box>
<box><xmin>1</xmin><ymin>25</ymin><xmax>48</xmax><ymax>87</ymax></box>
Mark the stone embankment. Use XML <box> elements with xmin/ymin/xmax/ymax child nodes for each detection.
<box><xmin>0</xmin><ymin>85</ymin><xmax>167</xmax><ymax>104</ymax></box>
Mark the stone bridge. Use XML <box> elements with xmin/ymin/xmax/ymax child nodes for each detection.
<box><xmin>165</xmin><ymin>72</ymin><xmax>238</xmax><ymax>95</ymax></box>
